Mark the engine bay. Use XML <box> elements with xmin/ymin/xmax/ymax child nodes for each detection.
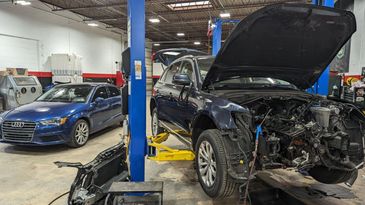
<box><xmin>235</xmin><ymin>95</ymin><xmax>365</xmax><ymax>185</ymax></box>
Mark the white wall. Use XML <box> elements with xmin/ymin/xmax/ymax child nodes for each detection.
<box><xmin>0</xmin><ymin>3</ymin><xmax>123</xmax><ymax>74</ymax></box>
<box><xmin>349</xmin><ymin>0</ymin><xmax>365</xmax><ymax>74</ymax></box>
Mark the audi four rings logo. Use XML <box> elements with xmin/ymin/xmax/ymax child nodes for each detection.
<box><xmin>11</xmin><ymin>122</ymin><xmax>24</xmax><ymax>128</ymax></box>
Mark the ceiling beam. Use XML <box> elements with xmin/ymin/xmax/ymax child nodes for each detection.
<box><xmin>154</xmin><ymin>0</ymin><xmax>302</xmax><ymax>16</ymax></box>
<box><xmin>52</xmin><ymin>2</ymin><xmax>125</xmax><ymax>11</ymax></box>
<box><xmin>50</xmin><ymin>0</ymin><xmax>189</xmax><ymax>12</ymax></box>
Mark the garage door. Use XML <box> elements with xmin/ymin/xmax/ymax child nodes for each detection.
<box><xmin>0</xmin><ymin>34</ymin><xmax>39</xmax><ymax>70</ymax></box>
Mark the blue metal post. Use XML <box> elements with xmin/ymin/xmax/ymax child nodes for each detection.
<box><xmin>312</xmin><ymin>0</ymin><xmax>334</xmax><ymax>95</ymax></box>
<box><xmin>128</xmin><ymin>0</ymin><xmax>146</xmax><ymax>182</ymax></box>
<box><xmin>212</xmin><ymin>18</ymin><xmax>222</xmax><ymax>56</ymax></box>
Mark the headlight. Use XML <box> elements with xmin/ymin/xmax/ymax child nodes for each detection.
<box><xmin>40</xmin><ymin>117</ymin><xmax>67</xmax><ymax>126</ymax></box>
<box><xmin>0</xmin><ymin>117</ymin><xmax>4</xmax><ymax>125</ymax></box>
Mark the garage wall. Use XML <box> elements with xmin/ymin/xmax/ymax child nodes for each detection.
<box><xmin>0</xmin><ymin>4</ymin><xmax>123</xmax><ymax>77</ymax></box>
<box><xmin>349</xmin><ymin>0</ymin><xmax>365</xmax><ymax>74</ymax></box>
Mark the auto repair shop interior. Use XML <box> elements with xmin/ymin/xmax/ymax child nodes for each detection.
<box><xmin>1</xmin><ymin>0</ymin><xmax>365</xmax><ymax>205</ymax></box>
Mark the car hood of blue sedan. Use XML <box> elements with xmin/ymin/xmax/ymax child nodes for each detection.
<box><xmin>3</xmin><ymin>101</ymin><xmax>87</xmax><ymax>122</ymax></box>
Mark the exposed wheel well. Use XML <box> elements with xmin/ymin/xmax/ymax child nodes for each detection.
<box><xmin>150</xmin><ymin>99</ymin><xmax>156</xmax><ymax>115</ymax></box>
<box><xmin>78</xmin><ymin>117</ymin><xmax>90</xmax><ymax>127</ymax></box>
<box><xmin>192</xmin><ymin>114</ymin><xmax>217</xmax><ymax>150</ymax></box>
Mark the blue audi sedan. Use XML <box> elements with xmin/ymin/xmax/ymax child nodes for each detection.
<box><xmin>0</xmin><ymin>83</ymin><xmax>124</xmax><ymax>147</ymax></box>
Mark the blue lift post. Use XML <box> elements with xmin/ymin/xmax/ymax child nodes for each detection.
<box><xmin>312</xmin><ymin>0</ymin><xmax>334</xmax><ymax>96</ymax></box>
<box><xmin>212</xmin><ymin>18</ymin><xmax>222</xmax><ymax>56</ymax></box>
<box><xmin>212</xmin><ymin>18</ymin><xmax>240</xmax><ymax>56</ymax></box>
<box><xmin>127</xmin><ymin>0</ymin><xmax>146</xmax><ymax>182</ymax></box>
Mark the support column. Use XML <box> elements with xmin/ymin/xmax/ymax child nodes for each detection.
<box><xmin>128</xmin><ymin>0</ymin><xmax>146</xmax><ymax>182</ymax></box>
<box><xmin>212</xmin><ymin>18</ymin><xmax>222</xmax><ymax>56</ymax></box>
<box><xmin>313</xmin><ymin>0</ymin><xmax>334</xmax><ymax>96</ymax></box>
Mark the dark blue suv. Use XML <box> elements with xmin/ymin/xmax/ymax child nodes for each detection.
<box><xmin>0</xmin><ymin>83</ymin><xmax>123</xmax><ymax>148</ymax></box>
<box><xmin>150</xmin><ymin>4</ymin><xmax>365</xmax><ymax>198</ymax></box>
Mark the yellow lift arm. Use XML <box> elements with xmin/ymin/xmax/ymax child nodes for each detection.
<box><xmin>147</xmin><ymin>132</ymin><xmax>195</xmax><ymax>161</ymax></box>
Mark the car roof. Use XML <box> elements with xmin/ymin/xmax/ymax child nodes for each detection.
<box><xmin>54</xmin><ymin>83</ymin><xmax>114</xmax><ymax>87</ymax></box>
<box><xmin>175</xmin><ymin>55</ymin><xmax>214</xmax><ymax>61</ymax></box>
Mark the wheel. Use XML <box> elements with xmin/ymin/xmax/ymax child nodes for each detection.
<box><xmin>151</xmin><ymin>108</ymin><xmax>164</xmax><ymax>136</ymax></box>
<box><xmin>68</xmin><ymin>119</ymin><xmax>90</xmax><ymax>148</ymax></box>
<box><xmin>309</xmin><ymin>166</ymin><xmax>355</xmax><ymax>184</ymax></box>
<box><xmin>195</xmin><ymin>129</ymin><xmax>237</xmax><ymax>198</ymax></box>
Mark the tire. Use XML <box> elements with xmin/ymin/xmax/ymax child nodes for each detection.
<box><xmin>68</xmin><ymin>119</ymin><xmax>90</xmax><ymax>148</ymax></box>
<box><xmin>309</xmin><ymin>166</ymin><xmax>355</xmax><ymax>184</ymax></box>
<box><xmin>151</xmin><ymin>108</ymin><xmax>164</xmax><ymax>136</ymax></box>
<box><xmin>195</xmin><ymin>129</ymin><xmax>237</xmax><ymax>198</ymax></box>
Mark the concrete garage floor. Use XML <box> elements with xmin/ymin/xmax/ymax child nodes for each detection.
<box><xmin>0</xmin><ymin>102</ymin><xmax>365</xmax><ymax>205</ymax></box>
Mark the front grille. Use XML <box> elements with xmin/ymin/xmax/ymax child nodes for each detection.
<box><xmin>2</xmin><ymin>121</ymin><xmax>36</xmax><ymax>142</ymax></box>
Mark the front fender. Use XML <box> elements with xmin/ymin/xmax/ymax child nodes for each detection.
<box><xmin>194</xmin><ymin>97</ymin><xmax>250</xmax><ymax>130</ymax></box>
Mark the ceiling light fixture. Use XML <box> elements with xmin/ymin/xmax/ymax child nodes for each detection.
<box><xmin>15</xmin><ymin>0</ymin><xmax>31</xmax><ymax>6</ymax></box>
<box><xmin>149</xmin><ymin>18</ymin><xmax>160</xmax><ymax>23</ymax></box>
<box><xmin>194</xmin><ymin>41</ymin><xmax>201</xmax><ymax>45</ymax></box>
<box><xmin>154</xmin><ymin>43</ymin><xmax>160</xmax><ymax>46</ymax></box>
<box><xmin>87</xmin><ymin>23</ymin><xmax>99</xmax><ymax>27</ymax></box>
<box><xmin>177</xmin><ymin>33</ymin><xmax>185</xmax><ymax>37</ymax></box>
<box><xmin>220</xmin><ymin>13</ymin><xmax>231</xmax><ymax>18</ymax></box>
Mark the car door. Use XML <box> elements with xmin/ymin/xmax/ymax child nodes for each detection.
<box><xmin>169</xmin><ymin>59</ymin><xmax>199</xmax><ymax>134</ymax></box>
<box><xmin>154</xmin><ymin>61</ymin><xmax>182</xmax><ymax>130</ymax></box>
<box><xmin>89</xmin><ymin>86</ymin><xmax>110</xmax><ymax>132</ymax></box>
<box><xmin>107</xmin><ymin>86</ymin><xmax>123</xmax><ymax>124</ymax></box>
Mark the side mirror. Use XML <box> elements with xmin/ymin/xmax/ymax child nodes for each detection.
<box><xmin>94</xmin><ymin>97</ymin><xmax>104</xmax><ymax>104</ymax></box>
<box><xmin>173</xmin><ymin>74</ymin><xmax>191</xmax><ymax>86</ymax></box>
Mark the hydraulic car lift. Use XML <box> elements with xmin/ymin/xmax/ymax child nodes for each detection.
<box><xmin>147</xmin><ymin>132</ymin><xmax>195</xmax><ymax>161</ymax></box>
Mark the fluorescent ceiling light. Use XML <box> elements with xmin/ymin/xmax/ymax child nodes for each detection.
<box><xmin>220</xmin><ymin>13</ymin><xmax>231</xmax><ymax>18</ymax></box>
<box><xmin>15</xmin><ymin>1</ymin><xmax>31</xmax><ymax>6</ymax></box>
<box><xmin>154</xmin><ymin>43</ymin><xmax>160</xmax><ymax>46</ymax></box>
<box><xmin>194</xmin><ymin>41</ymin><xmax>201</xmax><ymax>45</ymax></box>
<box><xmin>167</xmin><ymin>1</ymin><xmax>212</xmax><ymax>11</ymax></box>
<box><xmin>177</xmin><ymin>33</ymin><xmax>185</xmax><ymax>37</ymax></box>
<box><xmin>87</xmin><ymin>23</ymin><xmax>99</xmax><ymax>27</ymax></box>
<box><xmin>149</xmin><ymin>18</ymin><xmax>160</xmax><ymax>23</ymax></box>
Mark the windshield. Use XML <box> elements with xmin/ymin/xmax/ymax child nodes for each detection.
<box><xmin>197</xmin><ymin>57</ymin><xmax>297</xmax><ymax>90</ymax></box>
<box><xmin>197</xmin><ymin>57</ymin><xmax>214</xmax><ymax>81</ymax></box>
<box><xmin>37</xmin><ymin>85</ymin><xmax>92</xmax><ymax>103</ymax></box>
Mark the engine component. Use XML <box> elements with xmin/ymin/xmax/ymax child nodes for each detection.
<box><xmin>310</xmin><ymin>106</ymin><xmax>331</xmax><ymax>130</ymax></box>
<box><xmin>234</xmin><ymin>96</ymin><xmax>365</xmax><ymax>186</ymax></box>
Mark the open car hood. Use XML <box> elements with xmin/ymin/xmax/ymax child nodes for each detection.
<box><xmin>202</xmin><ymin>3</ymin><xmax>356</xmax><ymax>89</ymax></box>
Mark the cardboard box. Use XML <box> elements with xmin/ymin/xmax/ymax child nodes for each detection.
<box><xmin>0</xmin><ymin>68</ymin><xmax>28</xmax><ymax>76</ymax></box>
<box><xmin>6</xmin><ymin>68</ymin><xmax>28</xmax><ymax>76</ymax></box>
<box><xmin>0</xmin><ymin>71</ymin><xmax>8</xmax><ymax>76</ymax></box>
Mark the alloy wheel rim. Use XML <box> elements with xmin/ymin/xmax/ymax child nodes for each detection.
<box><xmin>198</xmin><ymin>140</ymin><xmax>217</xmax><ymax>187</ymax></box>
<box><xmin>75</xmin><ymin>122</ymin><xmax>89</xmax><ymax>145</ymax></box>
<box><xmin>152</xmin><ymin>112</ymin><xmax>159</xmax><ymax>136</ymax></box>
